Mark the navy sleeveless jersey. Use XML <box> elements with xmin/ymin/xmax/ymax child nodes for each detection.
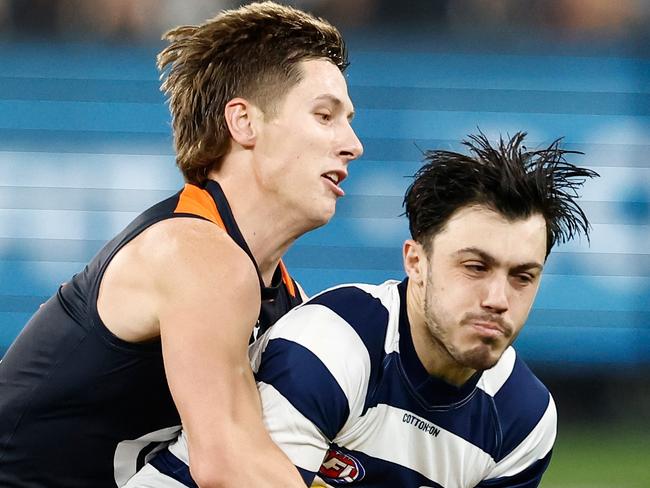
<box><xmin>0</xmin><ymin>180</ymin><xmax>302</xmax><ymax>488</ymax></box>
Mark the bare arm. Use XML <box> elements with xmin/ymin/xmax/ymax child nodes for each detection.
<box><xmin>151</xmin><ymin>219</ymin><xmax>305</xmax><ymax>487</ymax></box>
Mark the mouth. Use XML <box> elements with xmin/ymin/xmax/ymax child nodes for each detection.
<box><xmin>321</xmin><ymin>170</ymin><xmax>347</xmax><ymax>197</ymax></box>
<box><xmin>464</xmin><ymin>313</ymin><xmax>510</xmax><ymax>340</ymax></box>
<box><xmin>470</xmin><ymin>321</ymin><xmax>504</xmax><ymax>339</ymax></box>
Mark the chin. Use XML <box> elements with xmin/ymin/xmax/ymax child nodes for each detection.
<box><xmin>314</xmin><ymin>201</ymin><xmax>337</xmax><ymax>226</ymax></box>
<box><xmin>301</xmin><ymin>207</ymin><xmax>334</xmax><ymax>232</ymax></box>
<box><xmin>458</xmin><ymin>346</ymin><xmax>501</xmax><ymax>372</ymax></box>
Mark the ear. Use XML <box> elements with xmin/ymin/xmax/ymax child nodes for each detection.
<box><xmin>224</xmin><ymin>98</ymin><xmax>259</xmax><ymax>148</ymax></box>
<box><xmin>403</xmin><ymin>239</ymin><xmax>427</xmax><ymax>287</ymax></box>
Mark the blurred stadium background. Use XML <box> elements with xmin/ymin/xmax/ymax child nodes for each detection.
<box><xmin>0</xmin><ymin>1</ymin><xmax>648</xmax><ymax>486</ymax></box>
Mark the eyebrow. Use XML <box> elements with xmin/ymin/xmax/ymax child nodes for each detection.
<box><xmin>455</xmin><ymin>247</ymin><xmax>544</xmax><ymax>273</ymax></box>
<box><xmin>313</xmin><ymin>94</ymin><xmax>355</xmax><ymax>121</ymax></box>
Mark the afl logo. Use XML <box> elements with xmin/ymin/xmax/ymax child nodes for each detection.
<box><xmin>318</xmin><ymin>448</ymin><xmax>365</xmax><ymax>483</ymax></box>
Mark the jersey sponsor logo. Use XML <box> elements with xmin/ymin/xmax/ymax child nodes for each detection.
<box><xmin>318</xmin><ymin>448</ymin><xmax>365</xmax><ymax>483</ymax></box>
<box><xmin>402</xmin><ymin>413</ymin><xmax>441</xmax><ymax>437</ymax></box>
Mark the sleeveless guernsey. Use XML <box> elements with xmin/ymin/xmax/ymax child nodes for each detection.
<box><xmin>0</xmin><ymin>180</ymin><xmax>302</xmax><ymax>487</ymax></box>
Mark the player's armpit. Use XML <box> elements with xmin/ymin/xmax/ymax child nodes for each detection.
<box><xmin>151</xmin><ymin>218</ymin><xmax>305</xmax><ymax>487</ymax></box>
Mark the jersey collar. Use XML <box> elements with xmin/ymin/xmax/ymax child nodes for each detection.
<box><xmin>397</xmin><ymin>278</ymin><xmax>481</xmax><ymax>407</ymax></box>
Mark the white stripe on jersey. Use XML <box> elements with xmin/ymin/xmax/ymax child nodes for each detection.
<box><xmin>477</xmin><ymin>346</ymin><xmax>517</xmax><ymax>396</ymax></box>
<box><xmin>258</xmin><ymin>382</ymin><xmax>330</xmax><ymax>471</ymax></box>
<box><xmin>251</xmin><ymin>303</ymin><xmax>372</xmax><ymax>426</ymax></box>
<box><xmin>331</xmin><ymin>403</ymin><xmax>493</xmax><ymax>488</ymax></box>
<box><xmin>486</xmin><ymin>395</ymin><xmax>557</xmax><ymax>479</ymax></box>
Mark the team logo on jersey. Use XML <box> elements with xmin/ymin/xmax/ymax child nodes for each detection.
<box><xmin>318</xmin><ymin>448</ymin><xmax>365</xmax><ymax>483</ymax></box>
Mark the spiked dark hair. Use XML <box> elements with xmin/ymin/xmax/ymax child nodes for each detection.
<box><xmin>403</xmin><ymin>132</ymin><xmax>599</xmax><ymax>257</ymax></box>
<box><xmin>158</xmin><ymin>1</ymin><xmax>348</xmax><ymax>185</ymax></box>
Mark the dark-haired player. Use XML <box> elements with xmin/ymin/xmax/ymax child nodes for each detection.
<box><xmin>0</xmin><ymin>2</ymin><xmax>362</xmax><ymax>487</ymax></box>
<box><xmin>132</xmin><ymin>132</ymin><xmax>597</xmax><ymax>487</ymax></box>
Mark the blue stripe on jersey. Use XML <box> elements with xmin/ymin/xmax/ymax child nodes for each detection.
<box><xmin>319</xmin><ymin>444</ymin><xmax>445</xmax><ymax>488</ymax></box>
<box><xmin>476</xmin><ymin>449</ymin><xmax>553</xmax><ymax>488</ymax></box>
<box><xmin>148</xmin><ymin>448</ymin><xmax>197</xmax><ymax>488</ymax></box>
<box><xmin>365</xmin><ymin>354</ymin><xmax>501</xmax><ymax>456</ymax></box>
<box><xmin>296</xmin><ymin>465</ymin><xmax>317</xmax><ymax>486</ymax></box>
<box><xmin>309</xmin><ymin>286</ymin><xmax>389</xmax><ymax>412</ymax></box>
<box><xmin>492</xmin><ymin>357</ymin><xmax>551</xmax><ymax>461</ymax></box>
<box><xmin>256</xmin><ymin>338</ymin><xmax>350</xmax><ymax>440</ymax></box>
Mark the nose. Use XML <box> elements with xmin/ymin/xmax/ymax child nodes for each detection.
<box><xmin>481</xmin><ymin>275</ymin><xmax>509</xmax><ymax>314</ymax></box>
<box><xmin>338</xmin><ymin>121</ymin><xmax>364</xmax><ymax>162</ymax></box>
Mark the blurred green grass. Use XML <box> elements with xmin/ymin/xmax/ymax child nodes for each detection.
<box><xmin>541</xmin><ymin>422</ymin><xmax>650</xmax><ymax>488</ymax></box>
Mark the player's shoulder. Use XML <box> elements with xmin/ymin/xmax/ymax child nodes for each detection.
<box><xmin>302</xmin><ymin>279</ymin><xmax>399</xmax><ymax>341</ymax></box>
<box><xmin>478</xmin><ymin>347</ymin><xmax>556</xmax><ymax>462</ymax></box>
<box><xmin>251</xmin><ymin>280</ymin><xmax>400</xmax><ymax>373</ymax></box>
<box><xmin>140</xmin><ymin>217</ymin><xmax>255</xmax><ymax>276</ymax></box>
<box><xmin>128</xmin><ymin>217</ymin><xmax>260</xmax><ymax>316</ymax></box>
<box><xmin>140</xmin><ymin>215</ymin><xmax>236</xmax><ymax>251</ymax></box>
<box><xmin>479</xmin><ymin>347</ymin><xmax>550</xmax><ymax>398</ymax></box>
<box><xmin>250</xmin><ymin>282</ymin><xmax>402</xmax><ymax>424</ymax></box>
<box><xmin>305</xmin><ymin>280</ymin><xmax>401</xmax><ymax>326</ymax></box>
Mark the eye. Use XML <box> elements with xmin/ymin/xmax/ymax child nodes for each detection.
<box><xmin>463</xmin><ymin>262</ymin><xmax>487</xmax><ymax>274</ymax></box>
<box><xmin>316</xmin><ymin>112</ymin><xmax>331</xmax><ymax>123</ymax></box>
<box><xmin>513</xmin><ymin>273</ymin><xmax>535</xmax><ymax>286</ymax></box>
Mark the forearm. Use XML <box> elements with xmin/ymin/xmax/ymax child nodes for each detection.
<box><xmin>188</xmin><ymin>425</ymin><xmax>305</xmax><ymax>487</ymax></box>
<box><xmin>154</xmin><ymin>224</ymin><xmax>306</xmax><ymax>487</ymax></box>
<box><xmin>184</xmin><ymin>366</ymin><xmax>305</xmax><ymax>488</ymax></box>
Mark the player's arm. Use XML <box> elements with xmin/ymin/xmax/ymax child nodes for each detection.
<box><xmin>475</xmin><ymin>396</ymin><xmax>557</xmax><ymax>488</ymax></box>
<box><xmin>475</xmin><ymin>451</ymin><xmax>553</xmax><ymax>488</ymax></box>
<box><xmin>151</xmin><ymin>218</ymin><xmax>305</xmax><ymax>488</ymax></box>
<box><xmin>249</xmin><ymin>300</ymin><xmax>370</xmax><ymax>485</ymax></box>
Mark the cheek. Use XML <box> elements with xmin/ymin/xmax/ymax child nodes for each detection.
<box><xmin>445</xmin><ymin>279</ymin><xmax>481</xmax><ymax>310</ymax></box>
<box><xmin>429</xmin><ymin>283</ymin><xmax>467</xmax><ymax>326</ymax></box>
<box><xmin>282</xmin><ymin>134</ymin><xmax>318</xmax><ymax>165</ymax></box>
<box><xmin>508</xmin><ymin>287</ymin><xmax>538</xmax><ymax>322</ymax></box>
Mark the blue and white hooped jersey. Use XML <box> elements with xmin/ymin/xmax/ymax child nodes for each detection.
<box><xmin>250</xmin><ymin>279</ymin><xmax>556</xmax><ymax>488</ymax></box>
<box><xmin>127</xmin><ymin>279</ymin><xmax>555</xmax><ymax>488</ymax></box>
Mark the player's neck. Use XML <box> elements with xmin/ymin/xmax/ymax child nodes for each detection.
<box><xmin>207</xmin><ymin>172</ymin><xmax>302</xmax><ymax>286</ymax></box>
